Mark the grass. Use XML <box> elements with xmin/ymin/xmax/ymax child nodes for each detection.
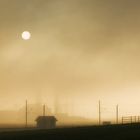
<box><xmin>0</xmin><ymin>123</ymin><xmax>140</xmax><ymax>140</ymax></box>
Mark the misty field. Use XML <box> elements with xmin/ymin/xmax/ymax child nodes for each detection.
<box><xmin>0</xmin><ymin>124</ymin><xmax>140</xmax><ymax>140</ymax></box>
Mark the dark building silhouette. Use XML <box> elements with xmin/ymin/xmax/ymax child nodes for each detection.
<box><xmin>102</xmin><ymin>121</ymin><xmax>111</xmax><ymax>125</ymax></box>
<box><xmin>36</xmin><ymin>116</ymin><xmax>57</xmax><ymax>129</ymax></box>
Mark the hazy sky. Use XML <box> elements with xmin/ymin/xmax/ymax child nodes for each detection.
<box><xmin>0</xmin><ymin>0</ymin><xmax>140</xmax><ymax>120</ymax></box>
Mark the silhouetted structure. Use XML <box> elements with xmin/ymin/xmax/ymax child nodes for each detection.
<box><xmin>99</xmin><ymin>100</ymin><xmax>101</xmax><ymax>125</ymax></box>
<box><xmin>122</xmin><ymin>116</ymin><xmax>140</xmax><ymax>124</ymax></box>
<box><xmin>36</xmin><ymin>116</ymin><xmax>57</xmax><ymax>129</ymax></box>
<box><xmin>102</xmin><ymin>121</ymin><xmax>111</xmax><ymax>125</ymax></box>
<box><xmin>116</xmin><ymin>105</ymin><xmax>119</xmax><ymax>124</ymax></box>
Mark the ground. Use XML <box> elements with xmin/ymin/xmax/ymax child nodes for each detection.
<box><xmin>0</xmin><ymin>124</ymin><xmax>140</xmax><ymax>140</ymax></box>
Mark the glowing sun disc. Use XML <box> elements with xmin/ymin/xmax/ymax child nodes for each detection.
<box><xmin>22</xmin><ymin>31</ymin><xmax>31</xmax><ymax>40</ymax></box>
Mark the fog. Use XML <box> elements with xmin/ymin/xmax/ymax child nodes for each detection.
<box><xmin>0</xmin><ymin>0</ymin><xmax>140</xmax><ymax>124</ymax></box>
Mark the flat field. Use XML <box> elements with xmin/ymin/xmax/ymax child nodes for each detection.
<box><xmin>0</xmin><ymin>124</ymin><xmax>140</xmax><ymax>140</ymax></box>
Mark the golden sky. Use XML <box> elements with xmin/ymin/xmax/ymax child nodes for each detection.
<box><xmin>0</xmin><ymin>0</ymin><xmax>140</xmax><ymax>120</ymax></box>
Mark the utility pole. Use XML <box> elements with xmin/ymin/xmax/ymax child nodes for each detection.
<box><xmin>43</xmin><ymin>104</ymin><xmax>46</xmax><ymax>116</ymax></box>
<box><xmin>116</xmin><ymin>105</ymin><xmax>119</xmax><ymax>124</ymax></box>
<box><xmin>25</xmin><ymin>100</ymin><xmax>28</xmax><ymax>128</ymax></box>
<box><xmin>99</xmin><ymin>100</ymin><xmax>101</xmax><ymax>125</ymax></box>
<box><xmin>55</xmin><ymin>94</ymin><xmax>58</xmax><ymax>115</ymax></box>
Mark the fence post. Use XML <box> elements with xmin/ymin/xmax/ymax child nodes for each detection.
<box><xmin>135</xmin><ymin>116</ymin><xmax>137</xmax><ymax>123</ymax></box>
<box><xmin>131</xmin><ymin>116</ymin><xmax>132</xmax><ymax>124</ymax></box>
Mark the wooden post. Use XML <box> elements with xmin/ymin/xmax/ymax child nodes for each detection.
<box><xmin>131</xmin><ymin>116</ymin><xmax>132</xmax><ymax>124</ymax></box>
<box><xmin>99</xmin><ymin>100</ymin><xmax>101</xmax><ymax>125</ymax></box>
<box><xmin>116</xmin><ymin>105</ymin><xmax>119</xmax><ymax>124</ymax></box>
<box><xmin>43</xmin><ymin>104</ymin><xmax>46</xmax><ymax>116</ymax></box>
<box><xmin>25</xmin><ymin>100</ymin><xmax>28</xmax><ymax>128</ymax></box>
<box><xmin>135</xmin><ymin>116</ymin><xmax>137</xmax><ymax>123</ymax></box>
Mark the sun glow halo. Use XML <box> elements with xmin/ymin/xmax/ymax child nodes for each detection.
<box><xmin>21</xmin><ymin>31</ymin><xmax>31</xmax><ymax>40</ymax></box>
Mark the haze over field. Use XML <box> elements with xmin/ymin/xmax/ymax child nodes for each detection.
<box><xmin>0</xmin><ymin>0</ymin><xmax>140</xmax><ymax>123</ymax></box>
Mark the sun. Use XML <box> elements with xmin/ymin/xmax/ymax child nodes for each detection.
<box><xmin>22</xmin><ymin>31</ymin><xmax>31</xmax><ymax>40</ymax></box>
